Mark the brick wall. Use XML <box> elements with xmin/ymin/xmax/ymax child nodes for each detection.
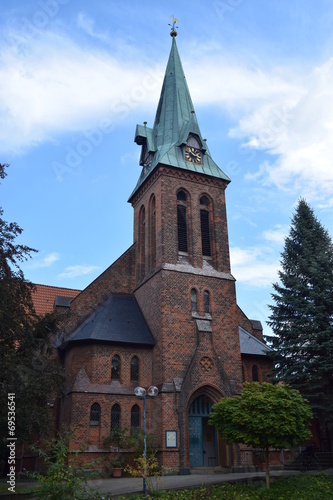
<box><xmin>56</xmin><ymin>163</ymin><xmax>273</xmax><ymax>471</ymax></box>
<box><xmin>237</xmin><ymin>306</ymin><xmax>264</xmax><ymax>341</ymax></box>
<box><xmin>242</xmin><ymin>354</ymin><xmax>273</xmax><ymax>383</ymax></box>
<box><xmin>59</xmin><ymin>245</ymin><xmax>136</xmax><ymax>338</ymax></box>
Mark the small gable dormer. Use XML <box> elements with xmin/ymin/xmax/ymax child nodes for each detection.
<box><xmin>134</xmin><ymin>123</ymin><xmax>156</xmax><ymax>174</ymax></box>
<box><xmin>187</xmin><ymin>135</ymin><xmax>201</xmax><ymax>149</ymax></box>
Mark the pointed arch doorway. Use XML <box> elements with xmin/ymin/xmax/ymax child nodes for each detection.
<box><xmin>188</xmin><ymin>394</ymin><xmax>218</xmax><ymax>467</ymax></box>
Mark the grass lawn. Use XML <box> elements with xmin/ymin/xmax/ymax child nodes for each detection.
<box><xmin>121</xmin><ymin>473</ymin><xmax>333</xmax><ymax>500</ymax></box>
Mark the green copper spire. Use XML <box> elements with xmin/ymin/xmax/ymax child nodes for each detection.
<box><xmin>129</xmin><ymin>32</ymin><xmax>230</xmax><ymax>200</ymax></box>
<box><xmin>153</xmin><ymin>36</ymin><xmax>198</xmax><ymax>149</ymax></box>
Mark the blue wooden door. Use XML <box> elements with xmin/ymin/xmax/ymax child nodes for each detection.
<box><xmin>189</xmin><ymin>416</ymin><xmax>203</xmax><ymax>466</ymax></box>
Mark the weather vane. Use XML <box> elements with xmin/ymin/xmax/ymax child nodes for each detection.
<box><xmin>169</xmin><ymin>15</ymin><xmax>178</xmax><ymax>37</ymax></box>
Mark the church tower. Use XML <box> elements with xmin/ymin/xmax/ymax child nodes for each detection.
<box><xmin>129</xmin><ymin>27</ymin><xmax>242</xmax><ymax>471</ymax></box>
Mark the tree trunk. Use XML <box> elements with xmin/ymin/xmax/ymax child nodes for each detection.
<box><xmin>265</xmin><ymin>446</ymin><xmax>270</xmax><ymax>489</ymax></box>
<box><xmin>326</xmin><ymin>421</ymin><xmax>333</xmax><ymax>452</ymax></box>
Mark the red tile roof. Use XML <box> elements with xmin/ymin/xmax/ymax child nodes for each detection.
<box><xmin>31</xmin><ymin>284</ymin><xmax>81</xmax><ymax>316</ymax></box>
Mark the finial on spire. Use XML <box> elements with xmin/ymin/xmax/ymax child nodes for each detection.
<box><xmin>169</xmin><ymin>15</ymin><xmax>178</xmax><ymax>37</ymax></box>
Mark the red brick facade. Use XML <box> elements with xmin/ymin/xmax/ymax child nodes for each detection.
<box><xmin>52</xmin><ymin>161</ymin><xmax>273</xmax><ymax>473</ymax></box>
<box><xmin>42</xmin><ymin>35</ymin><xmax>274</xmax><ymax>474</ymax></box>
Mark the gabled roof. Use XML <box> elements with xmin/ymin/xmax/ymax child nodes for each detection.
<box><xmin>129</xmin><ymin>36</ymin><xmax>230</xmax><ymax>200</ymax></box>
<box><xmin>31</xmin><ymin>284</ymin><xmax>81</xmax><ymax>316</ymax></box>
<box><xmin>239</xmin><ymin>326</ymin><xmax>272</xmax><ymax>356</ymax></box>
<box><xmin>59</xmin><ymin>293</ymin><xmax>154</xmax><ymax>349</ymax></box>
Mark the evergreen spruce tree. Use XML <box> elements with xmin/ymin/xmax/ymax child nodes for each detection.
<box><xmin>268</xmin><ymin>198</ymin><xmax>333</xmax><ymax>448</ymax></box>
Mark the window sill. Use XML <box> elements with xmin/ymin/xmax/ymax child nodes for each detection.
<box><xmin>191</xmin><ymin>312</ymin><xmax>212</xmax><ymax>321</ymax></box>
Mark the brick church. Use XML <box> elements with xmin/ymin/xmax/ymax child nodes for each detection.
<box><xmin>37</xmin><ymin>27</ymin><xmax>273</xmax><ymax>472</ymax></box>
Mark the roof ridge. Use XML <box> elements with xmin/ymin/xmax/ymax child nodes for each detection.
<box><xmin>33</xmin><ymin>283</ymin><xmax>81</xmax><ymax>292</ymax></box>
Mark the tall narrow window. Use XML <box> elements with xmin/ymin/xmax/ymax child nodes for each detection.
<box><xmin>131</xmin><ymin>404</ymin><xmax>140</xmax><ymax>434</ymax></box>
<box><xmin>191</xmin><ymin>288</ymin><xmax>198</xmax><ymax>312</ymax></box>
<box><xmin>139</xmin><ymin>205</ymin><xmax>146</xmax><ymax>279</ymax></box>
<box><xmin>252</xmin><ymin>364</ymin><xmax>259</xmax><ymax>382</ymax></box>
<box><xmin>111</xmin><ymin>403</ymin><xmax>121</xmax><ymax>431</ymax></box>
<box><xmin>111</xmin><ymin>355</ymin><xmax>121</xmax><ymax>381</ymax></box>
<box><xmin>200</xmin><ymin>196</ymin><xmax>211</xmax><ymax>257</ymax></box>
<box><xmin>90</xmin><ymin>403</ymin><xmax>101</xmax><ymax>426</ymax></box>
<box><xmin>130</xmin><ymin>356</ymin><xmax>139</xmax><ymax>383</ymax></box>
<box><xmin>204</xmin><ymin>290</ymin><xmax>211</xmax><ymax>313</ymax></box>
<box><xmin>149</xmin><ymin>195</ymin><xmax>156</xmax><ymax>269</ymax></box>
<box><xmin>177</xmin><ymin>190</ymin><xmax>188</xmax><ymax>253</ymax></box>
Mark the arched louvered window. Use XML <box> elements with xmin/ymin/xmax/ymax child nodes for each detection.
<box><xmin>90</xmin><ymin>403</ymin><xmax>101</xmax><ymax>426</ymax></box>
<box><xmin>131</xmin><ymin>356</ymin><xmax>139</xmax><ymax>383</ymax></box>
<box><xmin>177</xmin><ymin>190</ymin><xmax>188</xmax><ymax>253</ymax></box>
<box><xmin>139</xmin><ymin>205</ymin><xmax>146</xmax><ymax>279</ymax></box>
<box><xmin>200</xmin><ymin>195</ymin><xmax>212</xmax><ymax>257</ymax></box>
<box><xmin>252</xmin><ymin>364</ymin><xmax>259</xmax><ymax>382</ymax></box>
<box><xmin>187</xmin><ymin>135</ymin><xmax>201</xmax><ymax>148</ymax></box>
<box><xmin>191</xmin><ymin>288</ymin><xmax>198</xmax><ymax>312</ymax></box>
<box><xmin>204</xmin><ymin>290</ymin><xmax>211</xmax><ymax>313</ymax></box>
<box><xmin>131</xmin><ymin>404</ymin><xmax>140</xmax><ymax>434</ymax></box>
<box><xmin>149</xmin><ymin>195</ymin><xmax>156</xmax><ymax>269</ymax></box>
<box><xmin>111</xmin><ymin>403</ymin><xmax>121</xmax><ymax>431</ymax></box>
<box><xmin>111</xmin><ymin>355</ymin><xmax>121</xmax><ymax>381</ymax></box>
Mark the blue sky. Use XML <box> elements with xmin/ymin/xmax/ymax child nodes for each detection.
<box><xmin>1</xmin><ymin>0</ymin><xmax>333</xmax><ymax>335</ymax></box>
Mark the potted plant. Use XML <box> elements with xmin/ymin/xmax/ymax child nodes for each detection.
<box><xmin>103</xmin><ymin>428</ymin><xmax>129</xmax><ymax>478</ymax></box>
<box><xmin>110</xmin><ymin>454</ymin><xmax>126</xmax><ymax>477</ymax></box>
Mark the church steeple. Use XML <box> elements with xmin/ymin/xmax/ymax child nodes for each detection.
<box><xmin>130</xmin><ymin>33</ymin><xmax>230</xmax><ymax>200</ymax></box>
<box><xmin>153</xmin><ymin>36</ymin><xmax>200</xmax><ymax>149</ymax></box>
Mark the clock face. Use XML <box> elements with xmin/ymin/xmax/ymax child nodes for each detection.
<box><xmin>142</xmin><ymin>153</ymin><xmax>153</xmax><ymax>176</ymax></box>
<box><xmin>185</xmin><ymin>146</ymin><xmax>202</xmax><ymax>164</ymax></box>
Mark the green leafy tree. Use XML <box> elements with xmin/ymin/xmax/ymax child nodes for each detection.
<box><xmin>209</xmin><ymin>382</ymin><xmax>312</xmax><ymax>489</ymax></box>
<box><xmin>0</xmin><ymin>164</ymin><xmax>64</xmax><ymax>449</ymax></box>
<box><xmin>268</xmin><ymin>198</ymin><xmax>333</xmax><ymax>447</ymax></box>
<box><xmin>31</xmin><ymin>428</ymin><xmax>100</xmax><ymax>499</ymax></box>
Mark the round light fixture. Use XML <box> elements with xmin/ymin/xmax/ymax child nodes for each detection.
<box><xmin>134</xmin><ymin>386</ymin><xmax>146</xmax><ymax>397</ymax></box>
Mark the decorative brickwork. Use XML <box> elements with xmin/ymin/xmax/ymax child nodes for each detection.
<box><xmin>200</xmin><ymin>357</ymin><xmax>214</xmax><ymax>373</ymax></box>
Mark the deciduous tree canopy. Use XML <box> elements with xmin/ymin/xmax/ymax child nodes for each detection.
<box><xmin>210</xmin><ymin>382</ymin><xmax>312</xmax><ymax>489</ymax></box>
<box><xmin>0</xmin><ymin>164</ymin><xmax>64</xmax><ymax>447</ymax></box>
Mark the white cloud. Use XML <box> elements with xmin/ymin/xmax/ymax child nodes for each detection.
<box><xmin>29</xmin><ymin>251</ymin><xmax>60</xmax><ymax>268</ymax></box>
<box><xmin>1</xmin><ymin>27</ymin><xmax>333</xmax><ymax>207</ymax></box>
<box><xmin>0</xmin><ymin>30</ymin><xmax>303</xmax><ymax>157</ymax></box>
<box><xmin>262</xmin><ymin>225</ymin><xmax>287</xmax><ymax>245</ymax></box>
<box><xmin>230</xmin><ymin>246</ymin><xmax>280</xmax><ymax>287</ymax></box>
<box><xmin>318</xmin><ymin>198</ymin><xmax>333</xmax><ymax>210</ymax></box>
<box><xmin>188</xmin><ymin>57</ymin><xmax>300</xmax><ymax>110</ymax></box>
<box><xmin>0</xmin><ymin>30</ymin><xmax>163</xmax><ymax>154</ymax></box>
<box><xmin>58</xmin><ymin>264</ymin><xmax>101</xmax><ymax>279</ymax></box>
<box><xmin>77</xmin><ymin>12</ymin><xmax>110</xmax><ymax>44</ymax></box>
<box><xmin>230</xmin><ymin>58</ymin><xmax>333</xmax><ymax>202</ymax></box>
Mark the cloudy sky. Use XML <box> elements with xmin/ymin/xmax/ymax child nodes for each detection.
<box><xmin>1</xmin><ymin>0</ymin><xmax>333</xmax><ymax>335</ymax></box>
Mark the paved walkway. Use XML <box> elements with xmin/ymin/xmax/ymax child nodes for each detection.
<box><xmin>87</xmin><ymin>469</ymin><xmax>310</xmax><ymax>498</ymax></box>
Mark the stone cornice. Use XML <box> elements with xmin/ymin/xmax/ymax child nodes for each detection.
<box><xmin>129</xmin><ymin>164</ymin><xmax>228</xmax><ymax>206</ymax></box>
